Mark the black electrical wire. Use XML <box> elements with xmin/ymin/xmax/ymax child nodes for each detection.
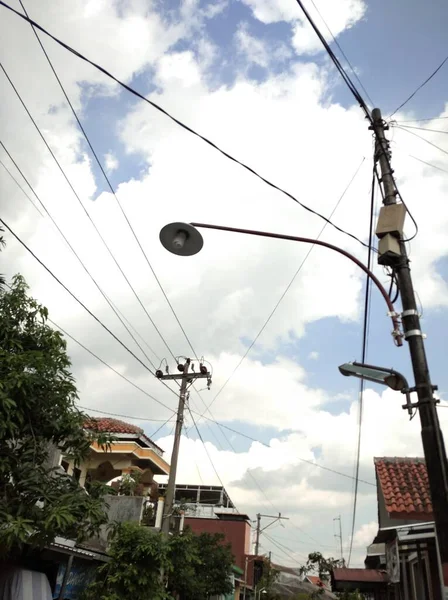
<box><xmin>389</xmin><ymin>54</ymin><xmax>448</xmax><ymax>118</ymax></box>
<box><xmin>0</xmin><ymin>60</ymin><xmax>177</xmax><ymax>362</ymax></box>
<box><xmin>308</xmin><ymin>0</ymin><xmax>375</xmax><ymax>108</ymax></box>
<box><xmin>263</xmin><ymin>533</ymin><xmax>307</xmax><ymax>563</ymax></box>
<box><xmin>0</xmin><ymin>217</ymin><xmax>166</xmax><ymax>379</ymax></box>
<box><xmin>0</xmin><ymin>156</ymin><xmax>43</xmax><ymax>217</ymax></box>
<box><xmin>148</xmin><ymin>415</ymin><xmax>176</xmax><ymax>439</ymax></box>
<box><xmin>0</xmin><ymin>0</ymin><xmax>373</xmax><ymax>252</ymax></box>
<box><xmin>0</xmin><ymin>140</ymin><xmax>160</xmax><ymax>369</ymax></box>
<box><xmin>46</xmin><ymin>317</ymin><xmax>268</xmax><ymax>445</ymax></box>
<box><xmin>347</xmin><ymin>168</ymin><xmax>376</xmax><ymax>567</ymax></box>
<box><xmin>293</xmin><ymin>0</ymin><xmax>371</xmax><ymax>121</ymax></box>
<box><xmin>396</xmin><ymin>116</ymin><xmax>448</xmax><ymax>124</ymax></box>
<box><xmin>77</xmin><ymin>406</ymin><xmax>174</xmax><ymax>422</ymax></box>
<box><xmin>395</xmin><ymin>149</ymin><xmax>448</xmax><ymax>176</ymax></box>
<box><xmin>18</xmin><ymin>0</ymin><xmax>198</xmax><ymax>362</ymax></box>
<box><xmin>397</xmin><ymin>124</ymin><xmax>448</xmax><ymax>136</ymax></box>
<box><xmin>196</xmin><ymin>157</ymin><xmax>367</xmax><ymax>422</ymax></box>
<box><xmin>395</xmin><ymin>125</ymin><xmax>448</xmax><ymax>158</ymax></box>
<box><xmin>186</xmin><ymin>405</ymin><xmax>227</xmax><ymax>490</ymax></box>
<box><xmin>292</xmin><ymin>0</ymin><xmax>420</xmax><ymax>249</ymax></box>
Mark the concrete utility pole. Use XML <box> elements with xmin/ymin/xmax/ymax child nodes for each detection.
<box><xmin>372</xmin><ymin>108</ymin><xmax>448</xmax><ymax>599</ymax></box>
<box><xmin>255</xmin><ymin>512</ymin><xmax>289</xmax><ymax>555</ymax></box>
<box><xmin>158</xmin><ymin>358</ymin><xmax>210</xmax><ymax>535</ymax></box>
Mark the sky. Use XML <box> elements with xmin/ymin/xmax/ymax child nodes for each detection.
<box><xmin>1</xmin><ymin>0</ymin><xmax>448</xmax><ymax>569</ymax></box>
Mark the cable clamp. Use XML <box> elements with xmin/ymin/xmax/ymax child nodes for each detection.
<box><xmin>402</xmin><ymin>309</ymin><xmax>419</xmax><ymax>318</ymax></box>
<box><xmin>404</xmin><ymin>329</ymin><xmax>426</xmax><ymax>339</ymax></box>
<box><xmin>387</xmin><ymin>311</ymin><xmax>399</xmax><ymax>318</ymax></box>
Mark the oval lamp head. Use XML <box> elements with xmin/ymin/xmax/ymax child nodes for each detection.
<box><xmin>159</xmin><ymin>222</ymin><xmax>204</xmax><ymax>256</ymax></box>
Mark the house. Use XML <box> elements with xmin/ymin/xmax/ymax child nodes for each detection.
<box><xmin>333</xmin><ymin>457</ymin><xmax>444</xmax><ymax>600</ymax></box>
<box><xmin>305</xmin><ymin>574</ymin><xmax>328</xmax><ymax>588</ymax></box>
<box><xmin>331</xmin><ymin>567</ymin><xmax>389</xmax><ymax>599</ymax></box>
<box><xmin>159</xmin><ymin>483</ymin><xmax>252</xmax><ymax>597</ymax></box>
<box><xmin>370</xmin><ymin>457</ymin><xmax>443</xmax><ymax>600</ymax></box>
<box><xmin>62</xmin><ymin>417</ymin><xmax>170</xmax><ymax>496</ymax></box>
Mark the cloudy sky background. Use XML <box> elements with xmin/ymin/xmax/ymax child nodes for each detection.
<box><xmin>1</xmin><ymin>0</ymin><xmax>448</xmax><ymax>567</ymax></box>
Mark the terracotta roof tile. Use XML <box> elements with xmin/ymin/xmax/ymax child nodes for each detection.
<box><xmin>374</xmin><ymin>457</ymin><xmax>433</xmax><ymax>519</ymax></box>
<box><xmin>333</xmin><ymin>568</ymin><xmax>388</xmax><ymax>583</ymax></box>
<box><xmin>84</xmin><ymin>417</ymin><xmax>143</xmax><ymax>435</ymax></box>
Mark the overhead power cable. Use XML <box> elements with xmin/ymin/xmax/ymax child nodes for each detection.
<box><xmin>0</xmin><ymin>156</ymin><xmax>43</xmax><ymax>217</ymax></box>
<box><xmin>389</xmin><ymin>54</ymin><xmax>448</xmax><ymax>118</ymax></box>
<box><xmin>291</xmin><ymin>0</ymin><xmax>419</xmax><ymax>243</ymax></box>
<box><xmin>47</xmin><ymin>318</ymin><xmax>267</xmax><ymax>445</ymax></box>
<box><xmin>0</xmin><ymin>216</ymin><xmax>160</xmax><ymax>378</ymax></box>
<box><xmin>0</xmin><ymin>1</ymin><xmax>372</xmax><ymax>252</ymax></box>
<box><xmin>347</xmin><ymin>168</ymin><xmax>376</xmax><ymax>567</ymax></box>
<box><xmin>18</xmin><ymin>0</ymin><xmax>198</xmax><ymax>361</ymax></box>
<box><xmin>308</xmin><ymin>0</ymin><xmax>374</xmax><ymax>108</ymax></box>
<box><xmin>263</xmin><ymin>532</ymin><xmax>308</xmax><ymax>563</ymax></box>
<box><xmin>397</xmin><ymin>124</ymin><xmax>448</xmax><ymax>136</ymax></box>
<box><xmin>293</xmin><ymin>0</ymin><xmax>371</xmax><ymax>121</ymax></box>
<box><xmin>395</xmin><ymin>116</ymin><xmax>448</xmax><ymax>124</ymax></box>
<box><xmin>182</xmin><ymin>422</ymin><xmax>204</xmax><ymax>484</ymax></box>
<box><xmin>78</xmin><ymin>406</ymin><xmax>174</xmax><ymax>422</ymax></box>
<box><xmin>395</xmin><ymin>125</ymin><xmax>448</xmax><ymax>158</ymax></box>
<box><xmin>393</xmin><ymin>146</ymin><xmax>448</xmax><ymax>176</ymax></box>
<box><xmin>197</xmin><ymin>157</ymin><xmax>367</xmax><ymax>422</ymax></box>
<box><xmin>186</xmin><ymin>405</ymin><xmax>226</xmax><ymax>490</ymax></box>
<box><xmin>0</xmin><ymin>140</ymin><xmax>159</xmax><ymax>368</ymax></box>
<box><xmin>0</xmin><ymin>60</ymin><xmax>176</xmax><ymax>362</ymax></box>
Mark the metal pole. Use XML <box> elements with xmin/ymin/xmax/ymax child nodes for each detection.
<box><xmin>255</xmin><ymin>513</ymin><xmax>261</xmax><ymax>555</ymax></box>
<box><xmin>243</xmin><ymin>556</ymin><xmax>248</xmax><ymax>600</ymax></box>
<box><xmin>372</xmin><ymin>108</ymin><xmax>448</xmax><ymax>599</ymax></box>
<box><xmin>58</xmin><ymin>554</ymin><xmax>73</xmax><ymax>600</ymax></box>
<box><xmin>161</xmin><ymin>359</ymin><xmax>190</xmax><ymax>535</ymax></box>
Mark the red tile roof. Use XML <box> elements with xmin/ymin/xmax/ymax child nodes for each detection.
<box><xmin>306</xmin><ymin>575</ymin><xmax>327</xmax><ymax>588</ymax></box>
<box><xmin>333</xmin><ymin>568</ymin><xmax>388</xmax><ymax>583</ymax></box>
<box><xmin>84</xmin><ymin>417</ymin><xmax>143</xmax><ymax>435</ymax></box>
<box><xmin>374</xmin><ymin>457</ymin><xmax>433</xmax><ymax>520</ymax></box>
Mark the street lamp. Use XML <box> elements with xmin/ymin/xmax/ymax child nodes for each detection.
<box><xmin>159</xmin><ymin>221</ymin><xmax>402</xmax><ymax>344</ymax></box>
<box><xmin>338</xmin><ymin>361</ymin><xmax>414</xmax><ymax>415</ymax></box>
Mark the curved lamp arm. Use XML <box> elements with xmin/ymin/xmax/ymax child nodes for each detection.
<box><xmin>191</xmin><ymin>222</ymin><xmax>403</xmax><ymax>347</ymax></box>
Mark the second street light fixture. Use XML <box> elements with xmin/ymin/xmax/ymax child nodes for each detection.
<box><xmin>338</xmin><ymin>361</ymin><xmax>415</xmax><ymax>415</ymax></box>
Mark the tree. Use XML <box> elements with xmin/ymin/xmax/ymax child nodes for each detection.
<box><xmin>168</xmin><ymin>528</ymin><xmax>234</xmax><ymax>600</ymax></box>
<box><xmin>82</xmin><ymin>525</ymin><xmax>235</xmax><ymax>600</ymax></box>
<box><xmin>256</xmin><ymin>558</ymin><xmax>280</xmax><ymax>599</ymax></box>
<box><xmin>81</xmin><ymin>522</ymin><xmax>169</xmax><ymax>600</ymax></box>
<box><xmin>0</xmin><ymin>275</ymin><xmax>111</xmax><ymax>554</ymax></box>
<box><xmin>300</xmin><ymin>552</ymin><xmax>341</xmax><ymax>585</ymax></box>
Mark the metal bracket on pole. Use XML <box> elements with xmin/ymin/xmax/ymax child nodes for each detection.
<box><xmin>402</xmin><ymin>309</ymin><xmax>420</xmax><ymax>318</ymax></box>
<box><xmin>401</xmin><ymin>385</ymin><xmax>440</xmax><ymax>415</ymax></box>
<box><xmin>404</xmin><ymin>329</ymin><xmax>426</xmax><ymax>339</ymax></box>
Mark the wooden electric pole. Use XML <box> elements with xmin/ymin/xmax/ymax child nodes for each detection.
<box><xmin>157</xmin><ymin>358</ymin><xmax>211</xmax><ymax>535</ymax></box>
<box><xmin>372</xmin><ymin>108</ymin><xmax>448</xmax><ymax>599</ymax></box>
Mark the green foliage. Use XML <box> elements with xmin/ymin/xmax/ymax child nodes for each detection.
<box><xmin>168</xmin><ymin>528</ymin><xmax>234</xmax><ymax>600</ymax></box>
<box><xmin>336</xmin><ymin>591</ymin><xmax>363</xmax><ymax>600</ymax></box>
<box><xmin>81</xmin><ymin>522</ymin><xmax>170</xmax><ymax>600</ymax></box>
<box><xmin>300</xmin><ymin>552</ymin><xmax>341</xmax><ymax>583</ymax></box>
<box><xmin>82</xmin><ymin>525</ymin><xmax>235</xmax><ymax>600</ymax></box>
<box><xmin>0</xmin><ymin>275</ymin><xmax>110</xmax><ymax>553</ymax></box>
<box><xmin>257</xmin><ymin>558</ymin><xmax>280</xmax><ymax>599</ymax></box>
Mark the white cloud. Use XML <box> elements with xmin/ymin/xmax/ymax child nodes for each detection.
<box><xmin>308</xmin><ymin>351</ymin><xmax>319</xmax><ymax>360</ymax></box>
<box><xmin>238</xmin><ymin>0</ymin><xmax>366</xmax><ymax>54</ymax></box>
<box><xmin>104</xmin><ymin>152</ymin><xmax>119</xmax><ymax>173</ymax></box>
<box><xmin>1</xmin><ymin>0</ymin><xmax>448</xmax><ymax>569</ymax></box>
